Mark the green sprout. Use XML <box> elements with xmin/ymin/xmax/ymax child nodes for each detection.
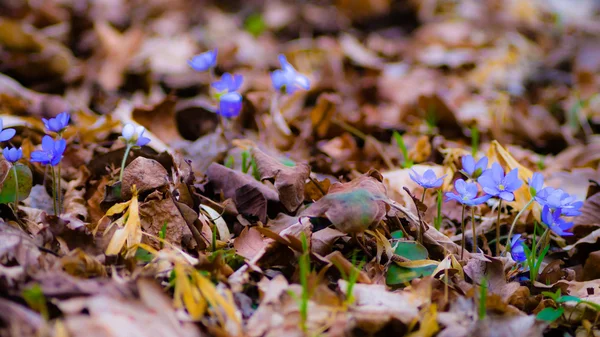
<box><xmin>470</xmin><ymin>125</ymin><xmax>479</xmax><ymax>157</ymax></box>
<box><xmin>392</xmin><ymin>131</ymin><xmax>413</xmax><ymax>168</ymax></box>
<box><xmin>522</xmin><ymin>222</ymin><xmax>550</xmax><ymax>282</ymax></box>
<box><xmin>22</xmin><ymin>284</ymin><xmax>48</xmax><ymax>320</ymax></box>
<box><xmin>224</xmin><ymin>155</ymin><xmax>235</xmax><ymax>169</ymax></box>
<box><xmin>434</xmin><ymin>189</ymin><xmax>443</xmax><ymax>230</ymax></box>
<box><xmin>478</xmin><ymin>277</ymin><xmax>488</xmax><ymax>320</ymax></box>
<box><xmin>159</xmin><ymin>222</ymin><xmax>167</xmax><ymax>249</ymax></box>
<box><xmin>298</xmin><ymin>232</ymin><xmax>310</xmax><ymax>332</ymax></box>
<box><xmin>333</xmin><ymin>252</ymin><xmax>365</xmax><ymax>306</ymax></box>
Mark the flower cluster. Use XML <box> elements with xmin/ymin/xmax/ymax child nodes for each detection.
<box><xmin>188</xmin><ymin>50</ymin><xmax>311</xmax><ymax>118</ymax></box>
<box><xmin>31</xmin><ymin>112</ymin><xmax>70</xmax><ymax>166</ymax></box>
<box><xmin>443</xmin><ymin>154</ymin><xmax>581</xmax><ymax>262</ymax></box>
<box><xmin>0</xmin><ymin>115</ymin><xmax>69</xmax><ymax>167</ymax></box>
<box><xmin>188</xmin><ymin>49</ymin><xmax>245</xmax><ymax>118</ymax></box>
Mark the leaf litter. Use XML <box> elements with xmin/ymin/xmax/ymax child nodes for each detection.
<box><xmin>1</xmin><ymin>1</ymin><xmax>600</xmax><ymax>337</ymax></box>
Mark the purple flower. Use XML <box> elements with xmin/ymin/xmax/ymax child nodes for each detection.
<box><xmin>3</xmin><ymin>147</ymin><xmax>22</xmax><ymax>163</ymax></box>
<box><xmin>30</xmin><ymin>135</ymin><xmax>66</xmax><ymax>166</ymax></box>
<box><xmin>510</xmin><ymin>234</ymin><xmax>527</xmax><ymax>262</ymax></box>
<box><xmin>218</xmin><ymin>92</ymin><xmax>242</xmax><ymax>118</ymax></box>
<box><xmin>188</xmin><ymin>49</ymin><xmax>217</xmax><ymax>72</ymax></box>
<box><xmin>409</xmin><ymin>168</ymin><xmax>446</xmax><ymax>189</ymax></box>
<box><xmin>122</xmin><ymin>124</ymin><xmax>150</xmax><ymax>147</ymax></box>
<box><xmin>271</xmin><ymin>54</ymin><xmax>310</xmax><ymax>94</ymax></box>
<box><xmin>535</xmin><ymin>187</ymin><xmax>582</xmax><ymax>217</ymax></box>
<box><xmin>211</xmin><ymin>73</ymin><xmax>243</xmax><ymax>93</ymax></box>
<box><xmin>461</xmin><ymin>155</ymin><xmax>488</xmax><ymax>179</ymax></box>
<box><xmin>445</xmin><ymin>179</ymin><xmax>492</xmax><ymax>206</ymax></box>
<box><xmin>0</xmin><ymin>118</ymin><xmax>16</xmax><ymax>142</ymax></box>
<box><xmin>528</xmin><ymin>172</ymin><xmax>544</xmax><ymax>198</ymax></box>
<box><xmin>541</xmin><ymin>205</ymin><xmax>574</xmax><ymax>236</ymax></box>
<box><xmin>42</xmin><ymin>112</ymin><xmax>70</xmax><ymax>133</ymax></box>
<box><xmin>477</xmin><ymin>163</ymin><xmax>522</xmax><ymax>201</ymax></box>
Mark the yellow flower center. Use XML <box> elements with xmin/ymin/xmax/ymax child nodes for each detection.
<box><xmin>499</xmin><ymin>184</ymin><xmax>505</xmax><ymax>191</ymax></box>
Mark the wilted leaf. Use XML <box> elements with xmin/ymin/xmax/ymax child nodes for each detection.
<box><xmin>301</xmin><ymin>172</ymin><xmax>389</xmax><ymax>233</ymax></box>
<box><xmin>234</xmin><ymin>227</ymin><xmax>267</xmax><ymax>260</ymax></box>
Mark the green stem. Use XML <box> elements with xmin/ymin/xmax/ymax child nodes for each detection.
<box><xmin>57</xmin><ymin>163</ymin><xmax>62</xmax><ymax>214</ymax></box>
<box><xmin>471</xmin><ymin>207</ymin><xmax>477</xmax><ymax>253</ymax></box>
<box><xmin>419</xmin><ymin>188</ymin><xmax>427</xmax><ymax>244</ymax></box>
<box><xmin>435</xmin><ymin>190</ymin><xmax>443</xmax><ymax>231</ymax></box>
<box><xmin>505</xmin><ymin>198</ymin><xmax>534</xmax><ymax>254</ymax></box>
<box><xmin>51</xmin><ymin>167</ymin><xmax>58</xmax><ymax>216</ymax></box>
<box><xmin>460</xmin><ymin>204</ymin><xmax>466</xmax><ymax>260</ymax></box>
<box><xmin>119</xmin><ymin>144</ymin><xmax>133</xmax><ymax>184</ymax></box>
<box><xmin>496</xmin><ymin>199</ymin><xmax>503</xmax><ymax>256</ymax></box>
<box><xmin>12</xmin><ymin>165</ymin><xmax>19</xmax><ymax>210</ymax></box>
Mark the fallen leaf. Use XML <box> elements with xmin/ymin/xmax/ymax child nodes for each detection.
<box><xmin>234</xmin><ymin>227</ymin><xmax>267</xmax><ymax>260</ymax></box>
<box><xmin>251</xmin><ymin>147</ymin><xmax>311</xmax><ymax>212</ymax></box>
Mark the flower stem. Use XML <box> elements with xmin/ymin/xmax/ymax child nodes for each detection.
<box><xmin>460</xmin><ymin>204</ymin><xmax>466</xmax><ymax>260</ymax></box>
<box><xmin>496</xmin><ymin>199</ymin><xmax>503</xmax><ymax>256</ymax></box>
<box><xmin>119</xmin><ymin>144</ymin><xmax>133</xmax><ymax>184</ymax></box>
<box><xmin>419</xmin><ymin>188</ymin><xmax>427</xmax><ymax>244</ymax></box>
<box><xmin>12</xmin><ymin>165</ymin><xmax>19</xmax><ymax>211</ymax></box>
<box><xmin>471</xmin><ymin>207</ymin><xmax>477</xmax><ymax>253</ymax></box>
<box><xmin>51</xmin><ymin>167</ymin><xmax>58</xmax><ymax>216</ymax></box>
<box><xmin>505</xmin><ymin>198</ymin><xmax>534</xmax><ymax>254</ymax></box>
<box><xmin>57</xmin><ymin>163</ymin><xmax>62</xmax><ymax>214</ymax></box>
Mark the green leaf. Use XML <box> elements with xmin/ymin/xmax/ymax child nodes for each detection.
<box><xmin>135</xmin><ymin>247</ymin><xmax>154</xmax><ymax>263</ymax></box>
<box><xmin>557</xmin><ymin>295</ymin><xmax>581</xmax><ymax>303</ymax></box>
<box><xmin>391</xmin><ymin>230</ymin><xmax>404</xmax><ymax>239</ymax></box>
<box><xmin>386</xmin><ymin>261</ymin><xmax>437</xmax><ymax>285</ymax></box>
<box><xmin>536</xmin><ymin>307</ymin><xmax>564</xmax><ymax>322</ymax></box>
<box><xmin>0</xmin><ymin>164</ymin><xmax>32</xmax><ymax>204</ymax></box>
<box><xmin>387</xmin><ymin>241</ymin><xmax>433</xmax><ymax>285</ymax></box>
<box><xmin>244</xmin><ymin>13</ymin><xmax>266</xmax><ymax>37</ymax></box>
<box><xmin>393</xmin><ymin>241</ymin><xmax>428</xmax><ymax>260</ymax></box>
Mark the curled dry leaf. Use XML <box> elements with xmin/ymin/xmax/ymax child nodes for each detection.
<box><xmin>251</xmin><ymin>147</ymin><xmax>311</xmax><ymax>212</ymax></box>
<box><xmin>234</xmin><ymin>227</ymin><xmax>267</xmax><ymax>260</ymax></box>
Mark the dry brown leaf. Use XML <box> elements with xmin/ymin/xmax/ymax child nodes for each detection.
<box><xmin>251</xmin><ymin>147</ymin><xmax>311</xmax><ymax>212</ymax></box>
<box><xmin>121</xmin><ymin>157</ymin><xmax>169</xmax><ymax>199</ymax></box>
<box><xmin>234</xmin><ymin>227</ymin><xmax>267</xmax><ymax>260</ymax></box>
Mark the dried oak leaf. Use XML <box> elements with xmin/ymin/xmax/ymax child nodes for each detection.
<box><xmin>139</xmin><ymin>191</ymin><xmax>193</xmax><ymax>250</ymax></box>
<box><xmin>122</xmin><ymin>157</ymin><xmax>169</xmax><ymax>199</ymax></box>
<box><xmin>301</xmin><ymin>171</ymin><xmax>389</xmax><ymax>233</ymax></box>
<box><xmin>63</xmin><ymin>166</ymin><xmax>90</xmax><ymax>222</ymax></box>
<box><xmin>206</xmin><ymin>163</ymin><xmax>279</xmax><ymax>222</ymax></box>
<box><xmin>251</xmin><ymin>147</ymin><xmax>311</xmax><ymax>212</ymax></box>
<box><xmin>234</xmin><ymin>227</ymin><xmax>267</xmax><ymax>260</ymax></box>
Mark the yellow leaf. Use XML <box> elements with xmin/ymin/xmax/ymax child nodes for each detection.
<box><xmin>407</xmin><ymin>304</ymin><xmax>439</xmax><ymax>337</ymax></box>
<box><xmin>105</xmin><ymin>187</ymin><xmax>142</xmax><ymax>256</ymax></box>
<box><xmin>105</xmin><ymin>200</ymin><xmax>132</xmax><ymax>217</ymax></box>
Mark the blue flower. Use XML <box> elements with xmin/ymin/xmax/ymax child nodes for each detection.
<box><xmin>445</xmin><ymin>179</ymin><xmax>492</xmax><ymax>206</ymax></box>
<box><xmin>409</xmin><ymin>168</ymin><xmax>446</xmax><ymax>189</ymax></box>
<box><xmin>218</xmin><ymin>92</ymin><xmax>243</xmax><ymax>118</ymax></box>
<box><xmin>510</xmin><ymin>234</ymin><xmax>527</xmax><ymax>262</ymax></box>
<box><xmin>477</xmin><ymin>163</ymin><xmax>522</xmax><ymax>201</ymax></box>
<box><xmin>535</xmin><ymin>187</ymin><xmax>583</xmax><ymax>217</ymax></box>
<box><xmin>122</xmin><ymin>124</ymin><xmax>151</xmax><ymax>147</ymax></box>
<box><xmin>528</xmin><ymin>172</ymin><xmax>544</xmax><ymax>198</ymax></box>
<box><xmin>541</xmin><ymin>205</ymin><xmax>574</xmax><ymax>236</ymax></box>
<box><xmin>271</xmin><ymin>54</ymin><xmax>310</xmax><ymax>94</ymax></box>
<box><xmin>42</xmin><ymin>112</ymin><xmax>70</xmax><ymax>133</ymax></box>
<box><xmin>188</xmin><ymin>49</ymin><xmax>218</xmax><ymax>72</ymax></box>
<box><xmin>0</xmin><ymin>118</ymin><xmax>16</xmax><ymax>142</ymax></box>
<box><xmin>30</xmin><ymin>135</ymin><xmax>66</xmax><ymax>166</ymax></box>
<box><xmin>3</xmin><ymin>147</ymin><xmax>22</xmax><ymax>163</ymax></box>
<box><xmin>461</xmin><ymin>155</ymin><xmax>488</xmax><ymax>179</ymax></box>
<box><xmin>211</xmin><ymin>73</ymin><xmax>243</xmax><ymax>93</ymax></box>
